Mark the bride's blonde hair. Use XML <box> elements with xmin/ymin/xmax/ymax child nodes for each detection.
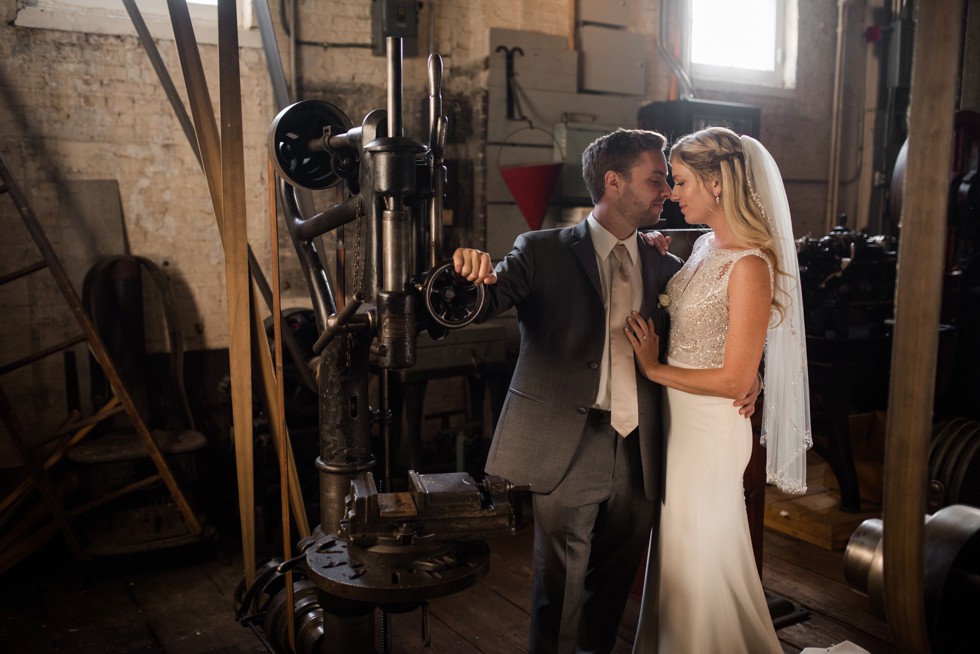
<box><xmin>669</xmin><ymin>126</ymin><xmax>787</xmax><ymax>321</ymax></box>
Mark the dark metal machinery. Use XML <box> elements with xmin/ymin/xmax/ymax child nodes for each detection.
<box><xmin>236</xmin><ymin>38</ymin><xmax>527</xmax><ymax>653</ymax></box>
<box><xmin>841</xmin><ymin>106</ymin><xmax>980</xmax><ymax>652</ymax></box>
<box><xmin>844</xmin><ymin>504</ymin><xmax>980</xmax><ymax>654</ymax></box>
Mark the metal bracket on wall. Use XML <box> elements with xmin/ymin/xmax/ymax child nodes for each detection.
<box><xmin>495</xmin><ymin>45</ymin><xmax>526</xmax><ymax>121</ymax></box>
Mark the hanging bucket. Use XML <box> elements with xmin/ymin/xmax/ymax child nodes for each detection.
<box><xmin>497</xmin><ymin>125</ymin><xmax>565</xmax><ymax>231</ymax></box>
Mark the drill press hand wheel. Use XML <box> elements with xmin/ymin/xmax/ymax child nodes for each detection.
<box><xmin>268</xmin><ymin>100</ymin><xmax>355</xmax><ymax>190</ymax></box>
<box><xmin>421</xmin><ymin>261</ymin><xmax>487</xmax><ymax>329</ymax></box>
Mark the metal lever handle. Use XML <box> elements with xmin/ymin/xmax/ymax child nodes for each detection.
<box><xmin>428</xmin><ymin>54</ymin><xmax>444</xmax><ymax>159</ymax></box>
<box><xmin>427</xmin><ymin>54</ymin><xmax>446</xmax><ymax>270</ymax></box>
<box><xmin>312</xmin><ymin>292</ymin><xmax>365</xmax><ymax>353</ymax></box>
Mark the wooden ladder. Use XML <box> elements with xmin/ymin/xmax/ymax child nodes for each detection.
<box><xmin>0</xmin><ymin>151</ymin><xmax>203</xmax><ymax>569</ymax></box>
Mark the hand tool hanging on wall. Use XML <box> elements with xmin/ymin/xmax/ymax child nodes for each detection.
<box><xmin>495</xmin><ymin>45</ymin><xmax>526</xmax><ymax>121</ymax></box>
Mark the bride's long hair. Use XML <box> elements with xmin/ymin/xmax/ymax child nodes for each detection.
<box><xmin>669</xmin><ymin>126</ymin><xmax>787</xmax><ymax>321</ymax></box>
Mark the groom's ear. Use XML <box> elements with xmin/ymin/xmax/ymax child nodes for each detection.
<box><xmin>604</xmin><ymin>169</ymin><xmax>624</xmax><ymax>198</ymax></box>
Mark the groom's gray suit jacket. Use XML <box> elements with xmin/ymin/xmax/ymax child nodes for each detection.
<box><xmin>479</xmin><ymin>220</ymin><xmax>684</xmax><ymax>501</ymax></box>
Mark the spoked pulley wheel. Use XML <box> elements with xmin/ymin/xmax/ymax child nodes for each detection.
<box><xmin>421</xmin><ymin>261</ymin><xmax>487</xmax><ymax>329</ymax></box>
<box><xmin>268</xmin><ymin>100</ymin><xmax>354</xmax><ymax>189</ymax></box>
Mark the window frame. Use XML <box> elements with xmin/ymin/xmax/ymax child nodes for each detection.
<box><xmin>684</xmin><ymin>0</ymin><xmax>797</xmax><ymax>92</ymax></box>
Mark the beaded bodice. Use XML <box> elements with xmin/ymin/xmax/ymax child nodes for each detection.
<box><xmin>666</xmin><ymin>234</ymin><xmax>773</xmax><ymax>369</ymax></box>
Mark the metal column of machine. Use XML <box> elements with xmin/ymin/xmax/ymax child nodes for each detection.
<box><xmin>240</xmin><ymin>38</ymin><xmax>527</xmax><ymax>653</ymax></box>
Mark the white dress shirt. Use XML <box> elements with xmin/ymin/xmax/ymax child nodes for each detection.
<box><xmin>586</xmin><ymin>213</ymin><xmax>643</xmax><ymax>410</ymax></box>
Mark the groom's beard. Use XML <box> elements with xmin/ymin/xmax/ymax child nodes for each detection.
<box><xmin>617</xmin><ymin>183</ymin><xmax>661</xmax><ymax>227</ymax></box>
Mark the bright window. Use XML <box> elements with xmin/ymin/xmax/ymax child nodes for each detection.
<box><xmin>686</xmin><ymin>0</ymin><xmax>797</xmax><ymax>89</ymax></box>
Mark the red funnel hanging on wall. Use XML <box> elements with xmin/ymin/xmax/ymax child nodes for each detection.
<box><xmin>498</xmin><ymin>162</ymin><xmax>563</xmax><ymax>231</ymax></box>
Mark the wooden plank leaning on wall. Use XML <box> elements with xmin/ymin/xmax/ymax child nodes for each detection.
<box><xmin>883</xmin><ymin>1</ymin><xmax>964</xmax><ymax>652</ymax></box>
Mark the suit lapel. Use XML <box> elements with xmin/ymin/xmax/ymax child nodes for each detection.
<box><xmin>636</xmin><ymin>232</ymin><xmax>662</xmax><ymax>315</ymax></box>
<box><xmin>571</xmin><ymin>220</ymin><xmax>602</xmax><ymax>299</ymax></box>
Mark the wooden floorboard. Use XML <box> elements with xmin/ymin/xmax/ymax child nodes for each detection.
<box><xmin>763</xmin><ymin>549</ymin><xmax>892</xmax><ymax>643</ymax></box>
<box><xmin>0</xmin><ymin>492</ymin><xmax>897</xmax><ymax>654</ymax></box>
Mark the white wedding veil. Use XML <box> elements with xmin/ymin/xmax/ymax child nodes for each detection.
<box><xmin>741</xmin><ymin>135</ymin><xmax>812</xmax><ymax>494</ymax></box>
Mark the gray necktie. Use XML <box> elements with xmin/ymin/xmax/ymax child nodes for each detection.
<box><xmin>609</xmin><ymin>244</ymin><xmax>638</xmax><ymax>437</ymax></box>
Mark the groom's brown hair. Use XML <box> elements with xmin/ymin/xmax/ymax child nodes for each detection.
<box><xmin>582</xmin><ymin>128</ymin><xmax>667</xmax><ymax>204</ymax></box>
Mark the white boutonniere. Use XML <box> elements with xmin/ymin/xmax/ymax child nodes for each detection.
<box><xmin>658</xmin><ymin>293</ymin><xmax>671</xmax><ymax>308</ymax></box>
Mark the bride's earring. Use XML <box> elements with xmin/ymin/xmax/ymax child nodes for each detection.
<box><xmin>714</xmin><ymin>194</ymin><xmax>720</xmax><ymax>205</ymax></box>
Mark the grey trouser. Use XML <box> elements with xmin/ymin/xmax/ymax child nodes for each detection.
<box><xmin>529</xmin><ymin>410</ymin><xmax>659</xmax><ymax>654</ymax></box>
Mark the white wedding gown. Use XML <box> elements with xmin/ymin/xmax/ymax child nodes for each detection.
<box><xmin>633</xmin><ymin>234</ymin><xmax>782</xmax><ymax>654</ymax></box>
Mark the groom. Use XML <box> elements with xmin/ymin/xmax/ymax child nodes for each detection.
<box><xmin>454</xmin><ymin>128</ymin><xmax>683</xmax><ymax>653</ymax></box>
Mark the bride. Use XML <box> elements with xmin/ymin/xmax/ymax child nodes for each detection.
<box><xmin>626</xmin><ymin>126</ymin><xmax>811</xmax><ymax>653</ymax></box>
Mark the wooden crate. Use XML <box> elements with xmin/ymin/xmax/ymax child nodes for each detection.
<box><xmin>764</xmin><ymin>461</ymin><xmax>881</xmax><ymax>550</ymax></box>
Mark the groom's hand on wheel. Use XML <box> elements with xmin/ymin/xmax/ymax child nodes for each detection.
<box><xmin>452</xmin><ymin>248</ymin><xmax>497</xmax><ymax>285</ymax></box>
